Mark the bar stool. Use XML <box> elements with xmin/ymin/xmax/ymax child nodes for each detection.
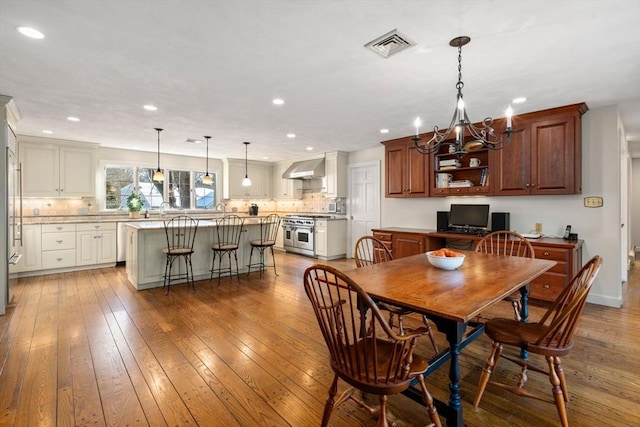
<box><xmin>210</xmin><ymin>214</ymin><xmax>244</xmax><ymax>286</ymax></box>
<box><xmin>247</xmin><ymin>214</ymin><xmax>281</xmax><ymax>277</ymax></box>
<box><xmin>162</xmin><ymin>215</ymin><xmax>199</xmax><ymax>294</ymax></box>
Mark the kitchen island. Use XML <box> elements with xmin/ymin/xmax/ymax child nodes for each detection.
<box><xmin>125</xmin><ymin>217</ymin><xmax>270</xmax><ymax>290</ymax></box>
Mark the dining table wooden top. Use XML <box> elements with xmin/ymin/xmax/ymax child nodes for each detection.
<box><xmin>344</xmin><ymin>250</ymin><xmax>556</xmax><ymax>323</ymax></box>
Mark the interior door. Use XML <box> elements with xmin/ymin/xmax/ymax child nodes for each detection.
<box><xmin>348</xmin><ymin>161</ymin><xmax>380</xmax><ymax>258</ymax></box>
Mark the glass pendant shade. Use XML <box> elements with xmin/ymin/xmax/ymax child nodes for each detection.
<box><xmin>242</xmin><ymin>141</ymin><xmax>252</xmax><ymax>187</ymax></box>
<box><xmin>153</xmin><ymin>127</ymin><xmax>164</xmax><ymax>182</ymax></box>
<box><xmin>203</xmin><ymin>135</ymin><xmax>213</xmax><ymax>185</ymax></box>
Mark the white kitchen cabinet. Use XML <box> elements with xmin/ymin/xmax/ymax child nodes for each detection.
<box><xmin>223</xmin><ymin>159</ymin><xmax>273</xmax><ymax>199</ymax></box>
<box><xmin>20</xmin><ymin>142</ymin><xmax>95</xmax><ymax>197</ymax></box>
<box><xmin>76</xmin><ymin>223</ymin><xmax>117</xmax><ymax>266</ymax></box>
<box><xmin>41</xmin><ymin>223</ymin><xmax>76</xmax><ymax>269</ymax></box>
<box><xmin>315</xmin><ymin>218</ymin><xmax>347</xmax><ymax>260</ymax></box>
<box><xmin>272</xmin><ymin>161</ymin><xmax>302</xmax><ymax>199</ymax></box>
<box><xmin>322</xmin><ymin>151</ymin><xmax>348</xmax><ymax>198</ymax></box>
<box><xmin>18</xmin><ymin>224</ymin><xmax>42</xmax><ymax>272</ymax></box>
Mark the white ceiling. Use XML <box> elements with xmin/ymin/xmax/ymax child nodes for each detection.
<box><xmin>1</xmin><ymin>0</ymin><xmax>639</xmax><ymax>161</ymax></box>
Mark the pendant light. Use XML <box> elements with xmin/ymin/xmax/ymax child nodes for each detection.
<box><xmin>242</xmin><ymin>141</ymin><xmax>252</xmax><ymax>187</ymax></box>
<box><xmin>152</xmin><ymin>127</ymin><xmax>164</xmax><ymax>182</ymax></box>
<box><xmin>202</xmin><ymin>135</ymin><xmax>213</xmax><ymax>185</ymax></box>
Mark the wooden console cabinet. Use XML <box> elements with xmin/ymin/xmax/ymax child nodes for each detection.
<box><xmin>372</xmin><ymin>227</ymin><xmax>583</xmax><ymax>302</ymax></box>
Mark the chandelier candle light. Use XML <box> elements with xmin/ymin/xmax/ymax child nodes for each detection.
<box><xmin>413</xmin><ymin>36</ymin><xmax>515</xmax><ymax>157</ymax></box>
<box><xmin>203</xmin><ymin>136</ymin><xmax>213</xmax><ymax>185</ymax></box>
<box><xmin>152</xmin><ymin>127</ymin><xmax>164</xmax><ymax>182</ymax></box>
<box><xmin>242</xmin><ymin>141</ymin><xmax>252</xmax><ymax>187</ymax></box>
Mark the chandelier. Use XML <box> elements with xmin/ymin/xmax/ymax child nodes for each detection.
<box><xmin>413</xmin><ymin>36</ymin><xmax>514</xmax><ymax>157</ymax></box>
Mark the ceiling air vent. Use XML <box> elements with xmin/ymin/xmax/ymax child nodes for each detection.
<box><xmin>365</xmin><ymin>29</ymin><xmax>416</xmax><ymax>58</ymax></box>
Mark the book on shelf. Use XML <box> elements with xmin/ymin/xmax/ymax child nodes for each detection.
<box><xmin>479</xmin><ymin>168</ymin><xmax>490</xmax><ymax>186</ymax></box>
<box><xmin>439</xmin><ymin>159</ymin><xmax>459</xmax><ymax>166</ymax></box>
<box><xmin>439</xmin><ymin>166</ymin><xmax>458</xmax><ymax>171</ymax></box>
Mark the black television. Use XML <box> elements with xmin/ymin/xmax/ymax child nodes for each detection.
<box><xmin>448</xmin><ymin>204</ymin><xmax>490</xmax><ymax>230</ymax></box>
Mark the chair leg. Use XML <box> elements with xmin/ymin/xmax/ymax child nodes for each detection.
<box><xmin>547</xmin><ymin>356</ymin><xmax>570</xmax><ymax>427</ymax></box>
<box><xmin>376</xmin><ymin>395</ymin><xmax>390</xmax><ymax>427</ymax></box>
<box><xmin>270</xmin><ymin>245</ymin><xmax>278</xmax><ymax>276</ymax></box>
<box><xmin>512</xmin><ymin>299</ymin><xmax>522</xmax><ymax>321</ymax></box>
<box><xmin>233</xmin><ymin>250</ymin><xmax>240</xmax><ymax>282</ymax></box>
<box><xmin>321</xmin><ymin>375</ymin><xmax>339</xmax><ymax>427</ymax></box>
<box><xmin>422</xmin><ymin>315</ymin><xmax>439</xmax><ymax>353</ymax></box>
<box><xmin>474</xmin><ymin>341</ymin><xmax>503</xmax><ymax>407</ymax></box>
<box><xmin>209</xmin><ymin>250</ymin><xmax>216</xmax><ymax>282</ymax></box>
<box><xmin>187</xmin><ymin>254</ymin><xmax>195</xmax><ymax>291</ymax></box>
<box><xmin>553</xmin><ymin>356</ymin><xmax>569</xmax><ymax>401</ymax></box>
<box><xmin>163</xmin><ymin>255</ymin><xmax>170</xmax><ymax>290</ymax></box>
<box><xmin>247</xmin><ymin>246</ymin><xmax>254</xmax><ymax>276</ymax></box>
<box><xmin>416</xmin><ymin>374</ymin><xmax>442</xmax><ymax>427</ymax></box>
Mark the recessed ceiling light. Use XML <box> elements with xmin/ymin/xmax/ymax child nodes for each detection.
<box><xmin>272</xmin><ymin>98</ymin><xmax>285</xmax><ymax>105</ymax></box>
<box><xmin>380</xmin><ymin>129</ymin><xmax>390</xmax><ymax>134</ymax></box>
<box><xmin>67</xmin><ymin>116</ymin><xmax>80</xmax><ymax>122</ymax></box>
<box><xmin>306</xmin><ymin>146</ymin><xmax>314</xmax><ymax>151</ymax></box>
<box><xmin>143</xmin><ymin>105</ymin><xmax>158</xmax><ymax>111</ymax></box>
<box><xmin>286</xmin><ymin>133</ymin><xmax>296</xmax><ymax>138</ymax></box>
<box><xmin>512</xmin><ymin>97</ymin><xmax>527</xmax><ymax>104</ymax></box>
<box><xmin>262</xmin><ymin>156</ymin><xmax>269</xmax><ymax>160</ymax></box>
<box><xmin>42</xmin><ymin>130</ymin><xmax>53</xmax><ymax>134</ymax></box>
<box><xmin>17</xmin><ymin>26</ymin><xmax>44</xmax><ymax>39</ymax></box>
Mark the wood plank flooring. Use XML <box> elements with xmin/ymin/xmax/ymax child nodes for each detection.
<box><xmin>1</xmin><ymin>252</ymin><xmax>639</xmax><ymax>426</ymax></box>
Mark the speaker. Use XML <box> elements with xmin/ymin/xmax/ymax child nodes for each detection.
<box><xmin>437</xmin><ymin>211</ymin><xmax>449</xmax><ymax>231</ymax></box>
<box><xmin>491</xmin><ymin>212</ymin><xmax>510</xmax><ymax>232</ymax></box>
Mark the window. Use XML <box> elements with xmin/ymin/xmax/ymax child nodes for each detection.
<box><xmin>103</xmin><ymin>166</ymin><xmax>216</xmax><ymax>210</ymax></box>
<box><xmin>138</xmin><ymin>168</ymin><xmax>164</xmax><ymax>209</ymax></box>
<box><xmin>105</xmin><ymin>167</ymin><xmax>134</xmax><ymax>210</ymax></box>
<box><xmin>194</xmin><ymin>172</ymin><xmax>216</xmax><ymax>209</ymax></box>
<box><xmin>167</xmin><ymin>170</ymin><xmax>191</xmax><ymax>209</ymax></box>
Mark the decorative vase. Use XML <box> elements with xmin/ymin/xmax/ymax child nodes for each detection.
<box><xmin>129</xmin><ymin>211</ymin><xmax>140</xmax><ymax>219</ymax></box>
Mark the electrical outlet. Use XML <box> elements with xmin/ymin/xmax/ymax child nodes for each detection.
<box><xmin>584</xmin><ymin>196</ymin><xmax>604</xmax><ymax>208</ymax></box>
<box><xmin>535</xmin><ymin>223</ymin><xmax>543</xmax><ymax>233</ymax></box>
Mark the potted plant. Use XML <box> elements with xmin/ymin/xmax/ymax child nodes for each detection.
<box><xmin>127</xmin><ymin>192</ymin><xmax>143</xmax><ymax>218</ymax></box>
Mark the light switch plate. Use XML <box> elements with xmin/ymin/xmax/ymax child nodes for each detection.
<box><xmin>584</xmin><ymin>196</ymin><xmax>603</xmax><ymax>208</ymax></box>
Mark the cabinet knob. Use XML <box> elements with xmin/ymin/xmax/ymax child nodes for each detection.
<box><xmin>543</xmin><ymin>284</ymin><xmax>550</xmax><ymax>289</ymax></box>
<box><xmin>56</xmin><ymin>227</ymin><xmax>63</xmax><ymax>230</ymax></box>
<box><xmin>56</xmin><ymin>240</ymin><xmax>63</xmax><ymax>244</ymax></box>
<box><xmin>56</xmin><ymin>258</ymin><xmax>63</xmax><ymax>262</ymax></box>
<box><xmin>544</xmin><ymin>251</ymin><xmax>550</xmax><ymax>256</ymax></box>
<box><xmin>526</xmin><ymin>184</ymin><xmax>530</xmax><ymax>187</ymax></box>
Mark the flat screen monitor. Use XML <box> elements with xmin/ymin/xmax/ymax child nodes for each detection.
<box><xmin>448</xmin><ymin>204</ymin><xmax>490</xmax><ymax>229</ymax></box>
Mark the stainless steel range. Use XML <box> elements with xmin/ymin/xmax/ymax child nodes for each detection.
<box><xmin>282</xmin><ymin>215</ymin><xmax>316</xmax><ymax>257</ymax></box>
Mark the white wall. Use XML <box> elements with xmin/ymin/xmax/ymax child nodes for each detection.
<box><xmin>348</xmin><ymin>105</ymin><xmax>625</xmax><ymax>308</ymax></box>
<box><xmin>632</xmin><ymin>158</ymin><xmax>640</xmax><ymax>255</ymax></box>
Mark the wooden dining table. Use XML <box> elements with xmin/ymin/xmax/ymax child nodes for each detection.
<box><xmin>343</xmin><ymin>250</ymin><xmax>556</xmax><ymax>427</ymax></box>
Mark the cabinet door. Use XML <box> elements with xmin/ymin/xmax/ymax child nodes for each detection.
<box><xmin>60</xmin><ymin>147</ymin><xmax>94</xmax><ymax>197</ymax></box>
<box><xmin>97</xmin><ymin>230</ymin><xmax>117</xmax><ymax>263</ymax></box>
<box><xmin>406</xmin><ymin>144</ymin><xmax>429</xmax><ymax>197</ymax></box>
<box><xmin>490</xmin><ymin>119</ymin><xmax>531</xmax><ymax>195</ymax></box>
<box><xmin>19</xmin><ymin>224</ymin><xmax>42</xmax><ymax>272</ymax></box>
<box><xmin>530</xmin><ymin>114</ymin><xmax>579</xmax><ymax>195</ymax></box>
<box><xmin>385</xmin><ymin>143</ymin><xmax>406</xmax><ymax>197</ymax></box>
<box><xmin>76</xmin><ymin>230</ymin><xmax>98</xmax><ymax>265</ymax></box>
<box><xmin>315</xmin><ymin>225</ymin><xmax>328</xmax><ymax>257</ymax></box>
<box><xmin>21</xmin><ymin>144</ymin><xmax>60</xmax><ymax>197</ymax></box>
<box><xmin>392</xmin><ymin>233</ymin><xmax>425</xmax><ymax>258</ymax></box>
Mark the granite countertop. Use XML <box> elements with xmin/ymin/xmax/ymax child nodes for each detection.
<box><xmin>23</xmin><ymin>211</ymin><xmax>347</xmax><ymax>225</ymax></box>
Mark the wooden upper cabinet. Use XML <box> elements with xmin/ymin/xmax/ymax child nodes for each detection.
<box><xmin>491</xmin><ymin>103</ymin><xmax>587</xmax><ymax>196</ymax></box>
<box><xmin>382</xmin><ymin>137</ymin><xmax>429</xmax><ymax>198</ymax></box>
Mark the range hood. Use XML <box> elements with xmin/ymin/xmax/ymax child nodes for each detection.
<box><xmin>282</xmin><ymin>158</ymin><xmax>325</xmax><ymax>179</ymax></box>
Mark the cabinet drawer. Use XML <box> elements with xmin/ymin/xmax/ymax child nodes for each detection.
<box><xmin>42</xmin><ymin>223</ymin><xmax>77</xmax><ymax>233</ymax></box>
<box><xmin>533</xmin><ymin>246</ymin><xmax>568</xmax><ymax>262</ymax></box>
<box><xmin>372</xmin><ymin>232</ymin><xmax>392</xmax><ymax>249</ymax></box>
<box><xmin>76</xmin><ymin>222</ymin><xmax>116</xmax><ymax>232</ymax></box>
<box><xmin>530</xmin><ymin>272</ymin><xmax>566</xmax><ymax>301</ymax></box>
<box><xmin>42</xmin><ymin>232</ymin><xmax>76</xmax><ymax>250</ymax></box>
<box><xmin>42</xmin><ymin>249</ymin><xmax>76</xmax><ymax>269</ymax></box>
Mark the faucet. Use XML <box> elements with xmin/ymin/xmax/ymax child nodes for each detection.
<box><xmin>214</xmin><ymin>202</ymin><xmax>227</xmax><ymax>216</ymax></box>
<box><xmin>159</xmin><ymin>202</ymin><xmax>170</xmax><ymax>216</ymax></box>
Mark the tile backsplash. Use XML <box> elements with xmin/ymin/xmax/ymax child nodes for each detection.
<box><xmin>23</xmin><ymin>192</ymin><xmax>336</xmax><ymax>216</ymax></box>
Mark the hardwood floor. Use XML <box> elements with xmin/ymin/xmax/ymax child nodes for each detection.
<box><xmin>1</xmin><ymin>252</ymin><xmax>639</xmax><ymax>426</ymax></box>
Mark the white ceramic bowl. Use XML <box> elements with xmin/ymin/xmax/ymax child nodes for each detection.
<box><xmin>426</xmin><ymin>251</ymin><xmax>465</xmax><ymax>270</ymax></box>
